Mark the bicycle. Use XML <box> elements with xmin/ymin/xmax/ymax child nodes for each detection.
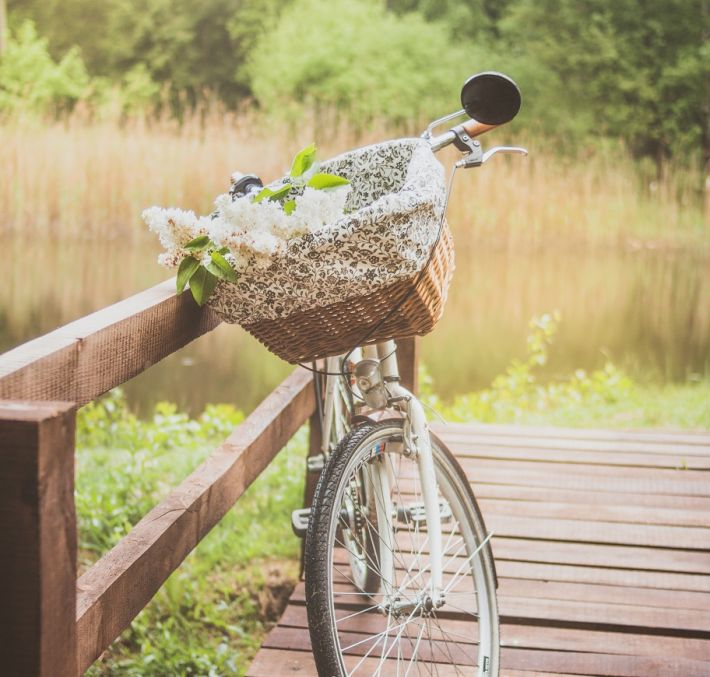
<box><xmin>284</xmin><ymin>72</ymin><xmax>527</xmax><ymax>676</ymax></box>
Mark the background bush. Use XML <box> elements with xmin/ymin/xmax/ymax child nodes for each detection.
<box><xmin>248</xmin><ymin>0</ymin><xmax>471</xmax><ymax>126</ymax></box>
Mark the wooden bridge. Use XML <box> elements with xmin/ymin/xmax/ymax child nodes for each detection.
<box><xmin>251</xmin><ymin>423</ymin><xmax>710</xmax><ymax>676</ymax></box>
<box><xmin>1</xmin><ymin>279</ymin><xmax>708</xmax><ymax>676</ymax></box>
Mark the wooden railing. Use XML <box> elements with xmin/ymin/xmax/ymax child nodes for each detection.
<box><xmin>0</xmin><ymin>279</ymin><xmax>418</xmax><ymax>676</ymax></box>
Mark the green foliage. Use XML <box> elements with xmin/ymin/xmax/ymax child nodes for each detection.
<box><xmin>210</xmin><ymin>251</ymin><xmax>239</xmax><ymax>283</ymax></box>
<box><xmin>422</xmin><ymin>312</ymin><xmax>636</xmax><ymax>424</ymax></box>
<box><xmin>8</xmin><ymin>0</ymin><xmax>119</xmax><ymax>75</ymax></box>
<box><xmin>248</xmin><ymin>0</ymin><xmax>471</xmax><ymax>126</ymax></box>
<box><xmin>499</xmin><ymin>0</ymin><xmax>710</xmax><ymax>163</ymax></box>
<box><xmin>307</xmin><ymin>173</ymin><xmax>350</xmax><ymax>189</ymax></box>
<box><xmin>253</xmin><ymin>184</ymin><xmax>291</xmax><ymax>204</ymax></box>
<box><xmin>421</xmin><ymin>312</ymin><xmax>709</xmax><ymax>429</ymax></box>
<box><xmin>184</xmin><ymin>235</ymin><xmax>211</xmax><ymax>252</ymax></box>
<box><xmin>77</xmin><ymin>391</ymin><xmax>305</xmax><ymax>675</ymax></box>
<box><xmin>76</xmin><ymin>390</ymin><xmax>245</xmax><ymax>556</ymax></box>
<box><xmin>0</xmin><ymin>20</ymin><xmax>90</xmax><ymax>113</ymax></box>
<box><xmin>5</xmin><ymin>0</ymin><xmax>709</xmax><ymax>164</ymax></box>
<box><xmin>9</xmin><ymin>0</ymin><xmax>283</xmax><ymax>109</ymax></box>
<box><xmin>176</xmin><ymin>256</ymin><xmax>200</xmax><ymax>294</ymax></box>
<box><xmin>175</xmin><ymin>236</ymin><xmax>232</xmax><ymax>305</ymax></box>
<box><xmin>386</xmin><ymin>0</ymin><xmax>507</xmax><ymax>40</ymax></box>
<box><xmin>254</xmin><ymin>143</ymin><xmax>349</xmax><ymax>201</ymax></box>
<box><xmin>188</xmin><ymin>264</ymin><xmax>219</xmax><ymax>307</ymax></box>
<box><xmin>116</xmin><ymin>63</ymin><xmax>162</xmax><ymax>114</ymax></box>
<box><xmin>105</xmin><ymin>0</ymin><xmax>238</xmax><ymax>108</ymax></box>
<box><xmin>290</xmin><ymin>142</ymin><xmax>317</xmax><ymax>178</ymax></box>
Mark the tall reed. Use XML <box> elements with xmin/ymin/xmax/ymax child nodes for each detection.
<box><xmin>1</xmin><ymin>109</ymin><xmax>706</xmax><ymax>249</ymax></box>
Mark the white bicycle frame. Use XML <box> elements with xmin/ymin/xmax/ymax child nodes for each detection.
<box><xmin>319</xmin><ymin>339</ymin><xmax>444</xmax><ymax>606</ymax></box>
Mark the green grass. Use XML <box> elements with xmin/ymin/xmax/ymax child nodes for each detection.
<box><xmin>429</xmin><ymin>377</ymin><xmax>710</xmax><ymax>430</ymax></box>
<box><xmin>78</xmin><ymin>318</ymin><xmax>708</xmax><ymax>675</ymax></box>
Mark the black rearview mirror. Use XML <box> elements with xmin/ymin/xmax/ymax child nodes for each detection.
<box><xmin>461</xmin><ymin>72</ymin><xmax>521</xmax><ymax>125</ymax></box>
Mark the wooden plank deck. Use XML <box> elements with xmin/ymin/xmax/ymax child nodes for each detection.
<box><xmin>249</xmin><ymin>423</ymin><xmax>710</xmax><ymax>676</ymax></box>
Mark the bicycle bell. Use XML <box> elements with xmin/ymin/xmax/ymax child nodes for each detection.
<box><xmin>230</xmin><ymin>172</ymin><xmax>264</xmax><ymax>198</ymax></box>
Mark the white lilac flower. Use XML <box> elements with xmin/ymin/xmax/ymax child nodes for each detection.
<box><xmin>142</xmin><ymin>207</ymin><xmax>203</xmax><ymax>268</ymax></box>
<box><xmin>142</xmin><ymin>207</ymin><xmax>200</xmax><ymax>248</ymax></box>
<box><xmin>146</xmin><ymin>179</ymin><xmax>350</xmax><ymax>270</ymax></box>
<box><xmin>292</xmin><ymin>186</ymin><xmax>350</xmax><ymax>234</ymax></box>
<box><xmin>157</xmin><ymin>250</ymin><xmax>185</xmax><ymax>268</ymax></box>
<box><xmin>213</xmin><ymin>192</ymin><xmax>233</xmax><ymax>214</ymax></box>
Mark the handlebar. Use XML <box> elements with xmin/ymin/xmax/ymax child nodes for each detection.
<box><xmin>423</xmin><ymin>111</ymin><xmax>526</xmax><ymax>167</ymax></box>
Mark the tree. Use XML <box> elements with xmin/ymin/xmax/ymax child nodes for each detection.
<box><xmin>501</xmin><ymin>0</ymin><xmax>710</xmax><ymax>168</ymax></box>
<box><xmin>7</xmin><ymin>0</ymin><xmax>117</xmax><ymax>70</ymax></box>
<box><xmin>385</xmin><ymin>0</ymin><xmax>516</xmax><ymax>39</ymax></box>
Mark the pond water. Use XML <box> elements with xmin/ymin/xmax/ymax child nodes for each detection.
<box><xmin>1</xmin><ymin>233</ymin><xmax>708</xmax><ymax>415</ymax></box>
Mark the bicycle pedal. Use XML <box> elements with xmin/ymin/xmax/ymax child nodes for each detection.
<box><xmin>291</xmin><ymin>507</ymin><xmax>311</xmax><ymax>538</ymax></box>
<box><xmin>397</xmin><ymin>500</ymin><xmax>452</xmax><ymax>525</ymax></box>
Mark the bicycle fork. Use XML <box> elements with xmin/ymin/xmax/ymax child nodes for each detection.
<box><xmin>365</xmin><ymin>342</ymin><xmax>444</xmax><ymax>612</ymax></box>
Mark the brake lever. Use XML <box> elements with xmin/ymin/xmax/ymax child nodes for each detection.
<box><xmin>455</xmin><ymin>145</ymin><xmax>528</xmax><ymax>169</ymax></box>
<box><xmin>482</xmin><ymin>146</ymin><xmax>528</xmax><ymax>163</ymax></box>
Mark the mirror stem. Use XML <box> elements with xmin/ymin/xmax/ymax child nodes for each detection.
<box><xmin>422</xmin><ymin>109</ymin><xmax>466</xmax><ymax>140</ymax></box>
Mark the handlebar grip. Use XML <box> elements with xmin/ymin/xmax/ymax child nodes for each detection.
<box><xmin>427</xmin><ymin>118</ymin><xmax>500</xmax><ymax>152</ymax></box>
<box><xmin>461</xmin><ymin>119</ymin><xmax>498</xmax><ymax>138</ymax></box>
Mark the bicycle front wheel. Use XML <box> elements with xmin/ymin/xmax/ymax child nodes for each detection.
<box><xmin>305</xmin><ymin>420</ymin><xmax>499</xmax><ymax>676</ymax></box>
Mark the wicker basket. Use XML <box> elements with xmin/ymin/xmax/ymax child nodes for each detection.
<box><xmin>207</xmin><ymin>138</ymin><xmax>455</xmax><ymax>363</ymax></box>
<box><xmin>242</xmin><ymin>223</ymin><xmax>454</xmax><ymax>363</ymax></box>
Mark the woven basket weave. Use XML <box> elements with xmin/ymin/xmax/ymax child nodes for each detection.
<box><xmin>243</xmin><ymin>223</ymin><xmax>454</xmax><ymax>363</ymax></box>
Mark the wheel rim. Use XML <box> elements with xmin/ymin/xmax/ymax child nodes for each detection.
<box><xmin>324</xmin><ymin>425</ymin><xmax>496</xmax><ymax>676</ymax></box>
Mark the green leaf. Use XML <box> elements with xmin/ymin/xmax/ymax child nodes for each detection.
<box><xmin>290</xmin><ymin>143</ymin><xmax>316</xmax><ymax>178</ymax></box>
<box><xmin>188</xmin><ymin>265</ymin><xmax>219</xmax><ymax>306</ymax></box>
<box><xmin>217</xmin><ymin>246</ymin><xmax>230</xmax><ymax>255</ymax></box>
<box><xmin>283</xmin><ymin>199</ymin><xmax>296</xmax><ymax>215</ymax></box>
<box><xmin>253</xmin><ymin>183</ymin><xmax>292</xmax><ymax>204</ymax></box>
<box><xmin>210</xmin><ymin>251</ymin><xmax>238</xmax><ymax>282</ymax></box>
<box><xmin>306</xmin><ymin>173</ymin><xmax>350</xmax><ymax>189</ymax></box>
<box><xmin>176</xmin><ymin>256</ymin><xmax>200</xmax><ymax>294</ymax></box>
<box><xmin>206</xmin><ymin>262</ymin><xmax>225</xmax><ymax>279</ymax></box>
<box><xmin>252</xmin><ymin>187</ymin><xmax>274</xmax><ymax>203</ymax></box>
<box><xmin>184</xmin><ymin>235</ymin><xmax>210</xmax><ymax>252</ymax></box>
<box><xmin>269</xmin><ymin>183</ymin><xmax>292</xmax><ymax>201</ymax></box>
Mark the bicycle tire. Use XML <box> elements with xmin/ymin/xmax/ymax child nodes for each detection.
<box><xmin>305</xmin><ymin>420</ymin><xmax>500</xmax><ymax>676</ymax></box>
<box><xmin>315</xmin><ymin>356</ymin><xmax>384</xmax><ymax>592</ymax></box>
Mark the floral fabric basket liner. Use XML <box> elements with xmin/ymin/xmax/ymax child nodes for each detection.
<box><xmin>209</xmin><ymin>137</ymin><xmax>452</xmax><ymax>331</ymax></box>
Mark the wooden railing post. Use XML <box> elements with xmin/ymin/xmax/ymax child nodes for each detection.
<box><xmin>0</xmin><ymin>401</ymin><xmax>78</xmax><ymax>677</ymax></box>
<box><xmin>397</xmin><ymin>337</ymin><xmax>419</xmax><ymax>395</ymax></box>
<box><xmin>300</xmin><ymin>384</ymin><xmax>323</xmax><ymax>575</ymax></box>
<box><xmin>305</xmin><ymin>408</ymin><xmax>323</xmax><ymax>509</ymax></box>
